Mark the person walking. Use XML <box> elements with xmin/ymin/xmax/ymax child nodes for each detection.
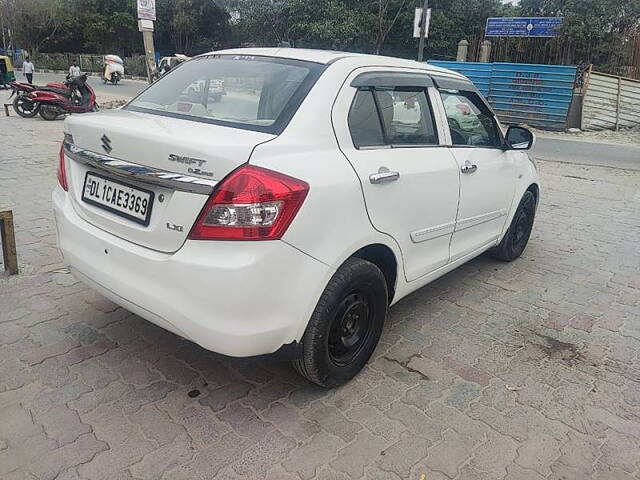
<box><xmin>23</xmin><ymin>57</ymin><xmax>35</xmax><ymax>84</ymax></box>
<box><xmin>0</xmin><ymin>60</ymin><xmax>8</xmax><ymax>89</ymax></box>
<box><xmin>69</xmin><ymin>60</ymin><xmax>81</xmax><ymax>78</ymax></box>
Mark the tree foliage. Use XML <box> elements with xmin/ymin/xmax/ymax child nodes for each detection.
<box><xmin>2</xmin><ymin>0</ymin><xmax>65</xmax><ymax>55</ymax></box>
<box><xmin>155</xmin><ymin>0</ymin><xmax>229</xmax><ymax>54</ymax></box>
<box><xmin>2</xmin><ymin>0</ymin><xmax>639</xmax><ymax>71</ymax></box>
<box><xmin>519</xmin><ymin>0</ymin><xmax>640</xmax><ymax>67</ymax></box>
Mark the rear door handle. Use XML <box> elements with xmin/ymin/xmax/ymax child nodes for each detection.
<box><xmin>461</xmin><ymin>161</ymin><xmax>477</xmax><ymax>174</ymax></box>
<box><xmin>369</xmin><ymin>168</ymin><xmax>400</xmax><ymax>184</ymax></box>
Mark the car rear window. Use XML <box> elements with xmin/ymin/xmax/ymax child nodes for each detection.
<box><xmin>126</xmin><ymin>55</ymin><xmax>326</xmax><ymax>134</ymax></box>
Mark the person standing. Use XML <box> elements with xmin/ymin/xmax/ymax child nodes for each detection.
<box><xmin>69</xmin><ymin>60</ymin><xmax>81</xmax><ymax>78</ymax></box>
<box><xmin>0</xmin><ymin>59</ymin><xmax>8</xmax><ymax>89</ymax></box>
<box><xmin>23</xmin><ymin>57</ymin><xmax>35</xmax><ymax>84</ymax></box>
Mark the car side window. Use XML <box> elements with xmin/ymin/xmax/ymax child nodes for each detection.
<box><xmin>348</xmin><ymin>90</ymin><xmax>386</xmax><ymax>148</ymax></box>
<box><xmin>374</xmin><ymin>88</ymin><xmax>438</xmax><ymax>146</ymax></box>
<box><xmin>348</xmin><ymin>87</ymin><xmax>438</xmax><ymax>148</ymax></box>
<box><xmin>440</xmin><ymin>90</ymin><xmax>502</xmax><ymax>147</ymax></box>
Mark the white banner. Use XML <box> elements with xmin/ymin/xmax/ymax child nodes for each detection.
<box><xmin>138</xmin><ymin>19</ymin><xmax>154</xmax><ymax>32</ymax></box>
<box><xmin>413</xmin><ymin>8</ymin><xmax>431</xmax><ymax>38</ymax></box>
<box><xmin>137</xmin><ymin>0</ymin><xmax>156</xmax><ymax>21</ymax></box>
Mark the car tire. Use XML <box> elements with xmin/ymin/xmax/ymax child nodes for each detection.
<box><xmin>39</xmin><ymin>105</ymin><xmax>60</xmax><ymax>121</ymax></box>
<box><xmin>293</xmin><ymin>258</ymin><xmax>388</xmax><ymax>388</ymax></box>
<box><xmin>490</xmin><ymin>190</ymin><xmax>536</xmax><ymax>262</ymax></box>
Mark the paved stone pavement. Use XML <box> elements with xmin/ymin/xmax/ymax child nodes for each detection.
<box><xmin>1</xmin><ymin>112</ymin><xmax>640</xmax><ymax>480</ymax></box>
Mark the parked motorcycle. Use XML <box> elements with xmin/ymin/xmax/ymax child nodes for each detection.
<box><xmin>9</xmin><ymin>79</ymin><xmax>72</xmax><ymax>118</ymax></box>
<box><xmin>28</xmin><ymin>73</ymin><xmax>98</xmax><ymax>121</ymax></box>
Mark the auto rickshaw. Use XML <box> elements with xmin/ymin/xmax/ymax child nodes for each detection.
<box><xmin>0</xmin><ymin>55</ymin><xmax>16</xmax><ymax>88</ymax></box>
<box><xmin>158</xmin><ymin>54</ymin><xmax>189</xmax><ymax>76</ymax></box>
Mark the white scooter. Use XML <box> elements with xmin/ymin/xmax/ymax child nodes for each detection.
<box><xmin>103</xmin><ymin>54</ymin><xmax>125</xmax><ymax>85</ymax></box>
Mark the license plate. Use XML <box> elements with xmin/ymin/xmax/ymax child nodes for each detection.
<box><xmin>82</xmin><ymin>172</ymin><xmax>154</xmax><ymax>226</ymax></box>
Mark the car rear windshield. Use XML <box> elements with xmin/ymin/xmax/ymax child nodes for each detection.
<box><xmin>125</xmin><ymin>55</ymin><xmax>326</xmax><ymax>134</ymax></box>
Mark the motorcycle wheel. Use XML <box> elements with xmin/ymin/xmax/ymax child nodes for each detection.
<box><xmin>39</xmin><ymin>105</ymin><xmax>60</xmax><ymax>121</ymax></box>
<box><xmin>13</xmin><ymin>95</ymin><xmax>40</xmax><ymax>118</ymax></box>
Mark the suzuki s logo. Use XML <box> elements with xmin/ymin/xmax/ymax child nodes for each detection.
<box><xmin>101</xmin><ymin>134</ymin><xmax>112</xmax><ymax>153</ymax></box>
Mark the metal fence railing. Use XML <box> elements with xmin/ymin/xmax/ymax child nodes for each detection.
<box><xmin>32</xmin><ymin>52</ymin><xmax>147</xmax><ymax>77</ymax></box>
<box><xmin>582</xmin><ymin>71</ymin><xmax>640</xmax><ymax>131</ymax></box>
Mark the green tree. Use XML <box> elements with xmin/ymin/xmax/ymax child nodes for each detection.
<box><xmin>154</xmin><ymin>0</ymin><xmax>229</xmax><ymax>55</ymax></box>
<box><xmin>5</xmin><ymin>0</ymin><xmax>638</xmax><ymax>73</ymax></box>
<box><xmin>6</xmin><ymin>0</ymin><xmax>64</xmax><ymax>55</ymax></box>
<box><xmin>372</xmin><ymin>0</ymin><xmax>410</xmax><ymax>54</ymax></box>
<box><xmin>79</xmin><ymin>0</ymin><xmax>139</xmax><ymax>55</ymax></box>
<box><xmin>228</xmin><ymin>0</ymin><xmax>412</xmax><ymax>54</ymax></box>
<box><xmin>38</xmin><ymin>0</ymin><xmax>139</xmax><ymax>55</ymax></box>
<box><xmin>519</xmin><ymin>0</ymin><xmax>640</xmax><ymax>68</ymax></box>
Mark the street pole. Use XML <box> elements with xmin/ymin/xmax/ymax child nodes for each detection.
<box><xmin>141</xmin><ymin>29</ymin><xmax>156</xmax><ymax>83</ymax></box>
<box><xmin>136</xmin><ymin>0</ymin><xmax>157</xmax><ymax>84</ymax></box>
<box><xmin>417</xmin><ymin>0</ymin><xmax>429</xmax><ymax>62</ymax></box>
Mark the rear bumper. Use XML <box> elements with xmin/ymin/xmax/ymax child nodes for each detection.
<box><xmin>52</xmin><ymin>187</ymin><xmax>332</xmax><ymax>357</ymax></box>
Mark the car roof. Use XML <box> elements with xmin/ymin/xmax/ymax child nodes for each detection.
<box><xmin>201</xmin><ymin>48</ymin><xmax>467</xmax><ymax>80</ymax></box>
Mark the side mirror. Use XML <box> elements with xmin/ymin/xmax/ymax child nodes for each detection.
<box><xmin>504</xmin><ymin>126</ymin><xmax>534</xmax><ymax>150</ymax></box>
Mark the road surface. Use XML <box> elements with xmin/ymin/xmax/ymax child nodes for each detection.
<box><xmin>3</xmin><ymin>109</ymin><xmax>640</xmax><ymax>480</ymax></box>
<box><xmin>12</xmin><ymin>71</ymin><xmax>148</xmax><ymax>102</ymax></box>
<box><xmin>532</xmin><ymin>136</ymin><xmax>640</xmax><ymax>171</ymax></box>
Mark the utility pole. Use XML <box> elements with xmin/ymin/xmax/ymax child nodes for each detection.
<box><xmin>136</xmin><ymin>0</ymin><xmax>157</xmax><ymax>83</ymax></box>
<box><xmin>141</xmin><ymin>28</ymin><xmax>156</xmax><ymax>83</ymax></box>
<box><xmin>417</xmin><ymin>0</ymin><xmax>429</xmax><ymax>62</ymax></box>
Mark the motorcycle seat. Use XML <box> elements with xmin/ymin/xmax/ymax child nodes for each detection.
<box><xmin>39</xmin><ymin>86</ymin><xmax>70</xmax><ymax>95</ymax></box>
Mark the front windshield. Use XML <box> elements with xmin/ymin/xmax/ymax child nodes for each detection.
<box><xmin>126</xmin><ymin>55</ymin><xmax>323</xmax><ymax>133</ymax></box>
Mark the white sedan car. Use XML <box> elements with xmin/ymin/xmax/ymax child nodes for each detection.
<box><xmin>53</xmin><ymin>48</ymin><xmax>538</xmax><ymax>387</ymax></box>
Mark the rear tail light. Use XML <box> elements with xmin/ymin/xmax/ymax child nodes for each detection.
<box><xmin>189</xmin><ymin>165</ymin><xmax>309</xmax><ymax>241</ymax></box>
<box><xmin>57</xmin><ymin>142</ymin><xmax>68</xmax><ymax>191</ymax></box>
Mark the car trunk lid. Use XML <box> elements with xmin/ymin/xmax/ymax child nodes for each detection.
<box><xmin>63</xmin><ymin>109</ymin><xmax>275</xmax><ymax>253</ymax></box>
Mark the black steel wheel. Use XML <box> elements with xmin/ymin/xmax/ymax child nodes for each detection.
<box><xmin>293</xmin><ymin>258</ymin><xmax>388</xmax><ymax>388</ymax></box>
<box><xmin>13</xmin><ymin>95</ymin><xmax>40</xmax><ymax>118</ymax></box>
<box><xmin>490</xmin><ymin>190</ymin><xmax>536</xmax><ymax>261</ymax></box>
<box><xmin>327</xmin><ymin>291</ymin><xmax>374</xmax><ymax>366</ymax></box>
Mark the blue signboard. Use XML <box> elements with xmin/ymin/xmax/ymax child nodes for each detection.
<box><xmin>485</xmin><ymin>17</ymin><xmax>563</xmax><ymax>37</ymax></box>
